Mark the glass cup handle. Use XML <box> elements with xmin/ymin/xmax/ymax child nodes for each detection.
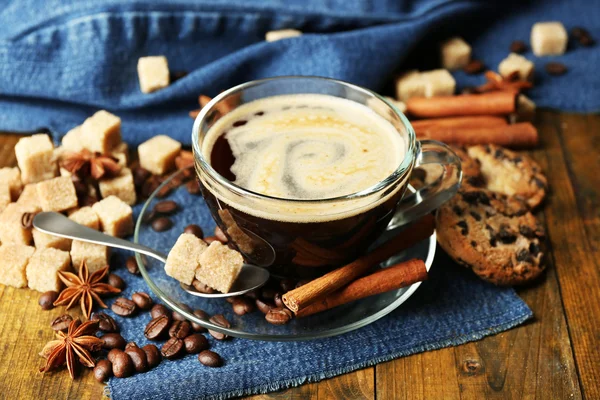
<box><xmin>387</xmin><ymin>140</ymin><xmax>462</xmax><ymax>230</ymax></box>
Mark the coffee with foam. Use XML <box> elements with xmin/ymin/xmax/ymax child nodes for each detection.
<box><xmin>202</xmin><ymin>94</ymin><xmax>405</xmax><ymax>201</ymax></box>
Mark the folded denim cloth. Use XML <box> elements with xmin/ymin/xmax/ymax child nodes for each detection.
<box><xmin>0</xmin><ymin>0</ymin><xmax>598</xmax><ymax>146</ymax></box>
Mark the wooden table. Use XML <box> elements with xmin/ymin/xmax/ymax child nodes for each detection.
<box><xmin>0</xmin><ymin>111</ymin><xmax>598</xmax><ymax>399</ymax></box>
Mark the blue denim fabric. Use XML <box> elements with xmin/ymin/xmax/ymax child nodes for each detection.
<box><xmin>104</xmin><ymin>187</ymin><xmax>531</xmax><ymax>400</ymax></box>
<box><xmin>0</xmin><ymin>0</ymin><xmax>598</xmax><ymax>146</ymax></box>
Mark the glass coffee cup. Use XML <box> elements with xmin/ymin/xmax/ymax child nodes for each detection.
<box><xmin>192</xmin><ymin>77</ymin><xmax>461</xmax><ymax>278</ymax></box>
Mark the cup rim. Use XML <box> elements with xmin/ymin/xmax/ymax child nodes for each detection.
<box><xmin>191</xmin><ymin>76</ymin><xmax>417</xmax><ymax>204</ymax></box>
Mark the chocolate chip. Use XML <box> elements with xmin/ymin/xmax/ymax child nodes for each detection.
<box><xmin>529</xmin><ymin>242</ymin><xmax>541</xmax><ymax>256</ymax></box>
<box><xmin>463</xmin><ymin>60</ymin><xmax>485</xmax><ymax>74</ymax></box>
<box><xmin>516</xmin><ymin>249</ymin><xmax>532</xmax><ymax>262</ymax></box>
<box><xmin>152</xmin><ymin>217</ymin><xmax>173</xmax><ymax>232</ymax></box>
<box><xmin>510</xmin><ymin>40</ymin><xmax>527</xmax><ymax>53</ymax></box>
<box><xmin>456</xmin><ymin>221</ymin><xmax>469</xmax><ymax>235</ymax></box>
<box><xmin>545</xmin><ymin>62</ymin><xmax>568</xmax><ymax>76</ymax></box>
<box><xmin>494</xmin><ymin>149</ymin><xmax>505</xmax><ymax>160</ymax></box>
<box><xmin>462</xmin><ymin>191</ymin><xmax>490</xmax><ymax>206</ymax></box>
<box><xmin>232</xmin><ymin>120</ymin><xmax>247</xmax><ymax>127</ymax></box>
<box><xmin>512</xmin><ymin>156</ymin><xmax>523</xmax><ymax>164</ymax></box>
<box><xmin>519</xmin><ymin>225</ymin><xmax>535</xmax><ymax>238</ymax></box>
<box><xmin>466</xmin><ymin>176</ymin><xmax>485</xmax><ymax>188</ymax></box>
<box><xmin>497</xmin><ymin>225</ymin><xmax>517</xmax><ymax>244</ymax></box>
<box><xmin>469</xmin><ymin>211</ymin><xmax>482</xmax><ymax>221</ymax></box>
<box><xmin>532</xmin><ymin>177</ymin><xmax>546</xmax><ymax>189</ymax></box>
<box><xmin>452</xmin><ymin>205</ymin><xmax>464</xmax><ymax>216</ymax></box>
<box><xmin>470</xmin><ymin>240</ymin><xmax>477</xmax><ymax>248</ymax></box>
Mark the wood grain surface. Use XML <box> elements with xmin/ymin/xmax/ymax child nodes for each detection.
<box><xmin>0</xmin><ymin>111</ymin><xmax>597</xmax><ymax>399</ymax></box>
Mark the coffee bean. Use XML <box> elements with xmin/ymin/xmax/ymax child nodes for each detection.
<box><xmin>244</xmin><ymin>289</ymin><xmax>260</xmax><ymax>300</ymax></box>
<box><xmin>169</xmin><ymin>320</ymin><xmax>192</xmax><ymax>339</ymax></box>
<box><xmin>151</xmin><ymin>304</ymin><xmax>171</xmax><ymax>319</ymax></box>
<box><xmin>152</xmin><ymin>217</ymin><xmax>173</xmax><ymax>232</ymax></box>
<box><xmin>255</xmin><ymin>299</ymin><xmax>274</xmax><ymax>314</ymax></box>
<box><xmin>133</xmin><ymin>167</ymin><xmax>151</xmax><ymax>188</ymax></box>
<box><xmin>184</xmin><ymin>333</ymin><xmax>209</xmax><ymax>354</ymax></box>
<box><xmin>161</xmin><ymin>337</ymin><xmax>185</xmax><ymax>359</ymax></box>
<box><xmin>144</xmin><ymin>315</ymin><xmax>171</xmax><ymax>340</ymax></box>
<box><xmin>125</xmin><ymin>346</ymin><xmax>149</xmax><ymax>373</ymax></box>
<box><xmin>142</xmin><ymin>210</ymin><xmax>158</xmax><ymax>224</ymax></box>
<box><xmin>142</xmin><ymin>176</ymin><xmax>161</xmax><ymax>198</ymax></box>
<box><xmin>184</xmin><ymin>224</ymin><xmax>204</xmax><ymax>239</ymax></box>
<box><xmin>225</xmin><ymin>296</ymin><xmax>236</xmax><ymax>304</ymax></box>
<box><xmin>571</xmin><ymin>26</ymin><xmax>589</xmax><ymax>39</ymax></box>
<box><xmin>208</xmin><ymin>314</ymin><xmax>230</xmax><ymax>340</ymax></box>
<box><xmin>142</xmin><ymin>344</ymin><xmax>162</xmax><ymax>368</ymax></box>
<box><xmin>51</xmin><ymin>314</ymin><xmax>73</xmax><ymax>332</ymax></box>
<box><xmin>91</xmin><ymin>312</ymin><xmax>119</xmax><ymax>333</ymax></box>
<box><xmin>261</xmin><ymin>288</ymin><xmax>276</xmax><ymax>300</ymax></box>
<box><xmin>107</xmin><ymin>348</ymin><xmax>122</xmax><ymax>363</ymax></box>
<box><xmin>154</xmin><ymin>200</ymin><xmax>179</xmax><ymax>215</ymax></box>
<box><xmin>463</xmin><ymin>60</ymin><xmax>485</xmax><ymax>74</ymax></box>
<box><xmin>186</xmin><ymin>180</ymin><xmax>201</xmax><ymax>195</ymax></box>
<box><xmin>545</xmin><ymin>62</ymin><xmax>568</xmax><ymax>76</ymax></box>
<box><xmin>273</xmin><ymin>293</ymin><xmax>284</xmax><ymax>308</ymax></box>
<box><xmin>214</xmin><ymin>226</ymin><xmax>228</xmax><ymax>243</ymax></box>
<box><xmin>93</xmin><ymin>359</ymin><xmax>113</xmax><ymax>382</ymax></box>
<box><xmin>192</xmin><ymin>279</ymin><xmax>216</xmax><ymax>294</ymax></box>
<box><xmin>111</xmin><ymin>297</ymin><xmax>137</xmax><ymax>317</ymax></box>
<box><xmin>112</xmin><ymin>351</ymin><xmax>134</xmax><ymax>378</ymax></box>
<box><xmin>126</xmin><ymin>256</ymin><xmax>139</xmax><ymax>275</ymax></box>
<box><xmin>198</xmin><ymin>350</ymin><xmax>222</xmax><ymax>367</ymax></box>
<box><xmin>579</xmin><ymin>34</ymin><xmax>595</xmax><ymax>47</ymax></box>
<box><xmin>191</xmin><ymin>309</ymin><xmax>209</xmax><ymax>332</ymax></box>
<box><xmin>171</xmin><ymin>70</ymin><xmax>189</xmax><ymax>82</ymax></box>
<box><xmin>265</xmin><ymin>307</ymin><xmax>293</xmax><ymax>325</ymax></box>
<box><xmin>510</xmin><ymin>40</ymin><xmax>527</xmax><ymax>53</ymax></box>
<box><xmin>39</xmin><ymin>291</ymin><xmax>58</xmax><ymax>310</ymax></box>
<box><xmin>232</xmin><ymin>297</ymin><xmax>255</xmax><ymax>316</ymax></box>
<box><xmin>107</xmin><ymin>273</ymin><xmax>126</xmax><ymax>290</ymax></box>
<box><xmin>125</xmin><ymin>342</ymin><xmax>138</xmax><ymax>350</ymax></box>
<box><xmin>204</xmin><ymin>236</ymin><xmax>219</xmax><ymax>244</ymax></box>
<box><xmin>132</xmin><ymin>292</ymin><xmax>153</xmax><ymax>310</ymax></box>
<box><xmin>279</xmin><ymin>279</ymin><xmax>296</xmax><ymax>293</ymax></box>
<box><xmin>172</xmin><ymin>303</ymin><xmax>193</xmax><ymax>321</ymax></box>
<box><xmin>101</xmin><ymin>333</ymin><xmax>127</xmax><ymax>350</ymax></box>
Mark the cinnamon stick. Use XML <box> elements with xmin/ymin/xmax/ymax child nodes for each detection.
<box><xmin>406</xmin><ymin>91</ymin><xmax>517</xmax><ymax>118</ymax></box>
<box><xmin>295</xmin><ymin>259</ymin><xmax>427</xmax><ymax>317</ymax></box>
<box><xmin>282</xmin><ymin>214</ymin><xmax>435</xmax><ymax>312</ymax></box>
<box><xmin>416</xmin><ymin>122</ymin><xmax>538</xmax><ymax>148</ymax></box>
<box><xmin>411</xmin><ymin>115</ymin><xmax>508</xmax><ymax>133</ymax></box>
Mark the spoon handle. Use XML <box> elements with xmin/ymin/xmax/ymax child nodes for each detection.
<box><xmin>33</xmin><ymin>212</ymin><xmax>168</xmax><ymax>263</ymax></box>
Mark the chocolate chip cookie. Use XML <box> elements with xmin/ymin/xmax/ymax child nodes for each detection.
<box><xmin>467</xmin><ymin>145</ymin><xmax>547</xmax><ymax>208</ymax></box>
<box><xmin>437</xmin><ymin>189</ymin><xmax>545</xmax><ymax>285</ymax></box>
<box><xmin>410</xmin><ymin>146</ymin><xmax>483</xmax><ymax>190</ymax></box>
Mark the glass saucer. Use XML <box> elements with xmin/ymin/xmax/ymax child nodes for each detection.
<box><xmin>134</xmin><ymin>169</ymin><xmax>436</xmax><ymax>341</ymax></box>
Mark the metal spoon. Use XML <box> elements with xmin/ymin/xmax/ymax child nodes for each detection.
<box><xmin>33</xmin><ymin>212</ymin><xmax>270</xmax><ymax>298</ymax></box>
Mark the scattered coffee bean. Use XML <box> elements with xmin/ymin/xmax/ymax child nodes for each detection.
<box><xmin>186</xmin><ymin>180</ymin><xmax>201</xmax><ymax>195</ymax></box>
<box><xmin>204</xmin><ymin>236</ymin><xmax>219</xmax><ymax>244</ymax></box>
<box><xmin>184</xmin><ymin>224</ymin><xmax>204</xmax><ymax>239</ymax></box>
<box><xmin>91</xmin><ymin>312</ymin><xmax>119</xmax><ymax>333</ymax></box>
<box><xmin>265</xmin><ymin>307</ymin><xmax>293</xmax><ymax>325</ymax></box>
<box><xmin>161</xmin><ymin>337</ymin><xmax>185</xmax><ymax>359</ymax></box>
<box><xmin>125</xmin><ymin>346</ymin><xmax>149</xmax><ymax>373</ymax></box>
<box><xmin>232</xmin><ymin>297</ymin><xmax>255</xmax><ymax>316</ymax></box>
<box><xmin>279</xmin><ymin>279</ymin><xmax>295</xmax><ymax>293</ymax></box>
<box><xmin>39</xmin><ymin>291</ymin><xmax>58</xmax><ymax>310</ymax></box>
<box><xmin>273</xmin><ymin>293</ymin><xmax>284</xmax><ymax>308</ymax></box>
<box><xmin>198</xmin><ymin>350</ymin><xmax>222</xmax><ymax>367</ymax></box>
<box><xmin>93</xmin><ymin>359</ymin><xmax>113</xmax><ymax>382</ymax></box>
<box><xmin>107</xmin><ymin>348</ymin><xmax>122</xmax><ymax>363</ymax></box>
<box><xmin>141</xmin><ymin>176</ymin><xmax>161</xmax><ymax>198</ymax></box>
<box><xmin>545</xmin><ymin>62</ymin><xmax>567</xmax><ymax>76</ymax></box>
<box><xmin>255</xmin><ymin>299</ymin><xmax>274</xmax><ymax>314</ymax></box>
<box><xmin>184</xmin><ymin>333</ymin><xmax>209</xmax><ymax>354</ymax></box>
<box><xmin>142</xmin><ymin>210</ymin><xmax>158</xmax><ymax>224</ymax></box>
<box><xmin>111</xmin><ymin>297</ymin><xmax>137</xmax><ymax>317</ymax></box>
<box><xmin>191</xmin><ymin>309</ymin><xmax>209</xmax><ymax>332</ymax></box>
<box><xmin>125</xmin><ymin>256</ymin><xmax>139</xmax><ymax>275</ymax></box>
<box><xmin>112</xmin><ymin>351</ymin><xmax>134</xmax><ymax>378</ymax></box>
<box><xmin>192</xmin><ymin>279</ymin><xmax>216</xmax><ymax>294</ymax></box>
<box><xmin>125</xmin><ymin>342</ymin><xmax>138</xmax><ymax>350</ymax></box>
<box><xmin>144</xmin><ymin>315</ymin><xmax>171</xmax><ymax>340</ymax></box>
<box><xmin>510</xmin><ymin>40</ymin><xmax>527</xmax><ymax>53</ymax></box>
<box><xmin>152</xmin><ymin>217</ymin><xmax>173</xmax><ymax>232</ymax></box>
<box><xmin>154</xmin><ymin>200</ymin><xmax>179</xmax><ymax>215</ymax></box>
<box><xmin>214</xmin><ymin>226</ymin><xmax>228</xmax><ymax>243</ymax></box>
<box><xmin>51</xmin><ymin>314</ymin><xmax>73</xmax><ymax>332</ymax></box>
<box><xmin>261</xmin><ymin>288</ymin><xmax>276</xmax><ymax>300</ymax></box>
<box><xmin>169</xmin><ymin>320</ymin><xmax>192</xmax><ymax>339</ymax></box>
<box><xmin>170</xmin><ymin>70</ymin><xmax>189</xmax><ymax>82</ymax></box>
<box><xmin>571</xmin><ymin>26</ymin><xmax>588</xmax><ymax>40</ymax></box>
<box><xmin>107</xmin><ymin>273</ymin><xmax>126</xmax><ymax>290</ymax></box>
<box><xmin>225</xmin><ymin>296</ymin><xmax>236</xmax><ymax>304</ymax></box>
<box><xmin>132</xmin><ymin>292</ymin><xmax>153</xmax><ymax>310</ymax></box>
<box><xmin>142</xmin><ymin>344</ymin><xmax>162</xmax><ymax>368</ymax></box>
<box><xmin>208</xmin><ymin>314</ymin><xmax>231</xmax><ymax>340</ymax></box>
<box><xmin>133</xmin><ymin>167</ymin><xmax>152</xmax><ymax>188</ymax></box>
<box><xmin>172</xmin><ymin>304</ymin><xmax>193</xmax><ymax>321</ymax></box>
<box><xmin>579</xmin><ymin>34</ymin><xmax>595</xmax><ymax>47</ymax></box>
<box><xmin>463</xmin><ymin>60</ymin><xmax>485</xmax><ymax>74</ymax></box>
<box><xmin>101</xmin><ymin>333</ymin><xmax>127</xmax><ymax>350</ymax></box>
<box><xmin>151</xmin><ymin>304</ymin><xmax>171</xmax><ymax>319</ymax></box>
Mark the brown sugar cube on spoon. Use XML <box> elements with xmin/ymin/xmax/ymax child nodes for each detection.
<box><xmin>164</xmin><ymin>233</ymin><xmax>207</xmax><ymax>285</ymax></box>
<box><xmin>196</xmin><ymin>241</ymin><xmax>244</xmax><ymax>293</ymax></box>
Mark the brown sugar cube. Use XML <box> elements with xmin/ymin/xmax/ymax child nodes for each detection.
<box><xmin>0</xmin><ymin>244</ymin><xmax>35</xmax><ymax>288</ymax></box>
<box><xmin>421</xmin><ymin>69</ymin><xmax>456</xmax><ymax>97</ymax></box>
<box><xmin>395</xmin><ymin>70</ymin><xmax>425</xmax><ymax>101</ymax></box>
<box><xmin>531</xmin><ymin>22</ymin><xmax>568</xmax><ymax>56</ymax></box>
<box><xmin>137</xmin><ymin>56</ymin><xmax>170</xmax><ymax>94</ymax></box>
<box><xmin>0</xmin><ymin>203</ymin><xmax>39</xmax><ymax>245</ymax></box>
<box><xmin>98</xmin><ymin>168</ymin><xmax>136</xmax><ymax>205</ymax></box>
<box><xmin>112</xmin><ymin>142</ymin><xmax>129</xmax><ymax>167</ymax></box>
<box><xmin>265</xmin><ymin>29</ymin><xmax>302</xmax><ymax>42</ymax></box>
<box><xmin>0</xmin><ymin>167</ymin><xmax>23</xmax><ymax>200</ymax></box>
<box><xmin>164</xmin><ymin>233</ymin><xmax>207</xmax><ymax>285</ymax></box>
<box><xmin>0</xmin><ymin>185</ymin><xmax>10</xmax><ymax>213</ymax></box>
<box><xmin>138</xmin><ymin>135</ymin><xmax>182</xmax><ymax>175</ymax></box>
<box><xmin>36</xmin><ymin>176</ymin><xmax>78</xmax><ymax>212</ymax></box>
<box><xmin>32</xmin><ymin>228</ymin><xmax>71</xmax><ymax>251</ymax></box>
<box><xmin>16</xmin><ymin>183</ymin><xmax>39</xmax><ymax>207</ymax></box>
<box><xmin>14</xmin><ymin>134</ymin><xmax>57</xmax><ymax>184</ymax></box>
<box><xmin>68</xmin><ymin>206</ymin><xmax>100</xmax><ymax>230</ymax></box>
<box><xmin>498</xmin><ymin>53</ymin><xmax>535</xmax><ymax>81</ymax></box>
<box><xmin>26</xmin><ymin>248</ymin><xmax>71</xmax><ymax>292</ymax></box>
<box><xmin>81</xmin><ymin>110</ymin><xmax>122</xmax><ymax>154</ymax></box>
<box><xmin>440</xmin><ymin>37</ymin><xmax>471</xmax><ymax>70</ymax></box>
<box><xmin>70</xmin><ymin>240</ymin><xmax>110</xmax><ymax>274</ymax></box>
<box><xmin>92</xmin><ymin>195</ymin><xmax>133</xmax><ymax>237</ymax></box>
<box><xmin>61</xmin><ymin>125</ymin><xmax>85</xmax><ymax>152</ymax></box>
<box><xmin>196</xmin><ymin>241</ymin><xmax>244</xmax><ymax>293</ymax></box>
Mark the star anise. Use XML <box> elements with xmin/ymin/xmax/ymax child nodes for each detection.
<box><xmin>53</xmin><ymin>261</ymin><xmax>121</xmax><ymax>319</ymax></box>
<box><xmin>474</xmin><ymin>71</ymin><xmax>533</xmax><ymax>94</ymax></box>
<box><xmin>39</xmin><ymin>318</ymin><xmax>103</xmax><ymax>379</ymax></box>
<box><xmin>60</xmin><ymin>149</ymin><xmax>121</xmax><ymax>180</ymax></box>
